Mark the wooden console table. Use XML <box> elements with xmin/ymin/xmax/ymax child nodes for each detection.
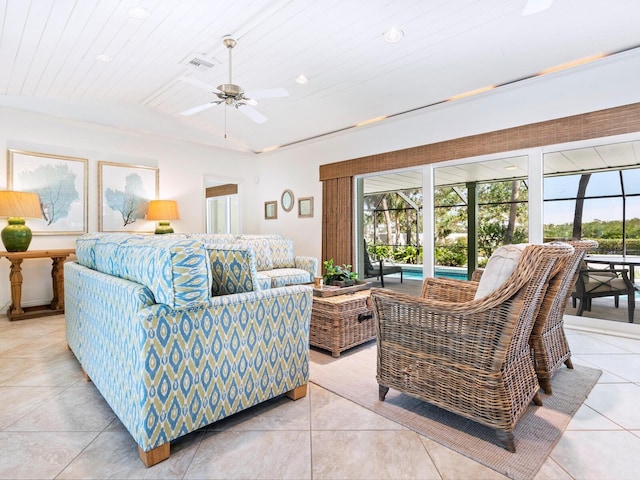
<box><xmin>0</xmin><ymin>249</ymin><xmax>75</xmax><ymax>321</ymax></box>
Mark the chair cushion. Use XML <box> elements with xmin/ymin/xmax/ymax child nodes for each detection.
<box><xmin>474</xmin><ymin>244</ymin><xmax>527</xmax><ymax>299</ymax></box>
<box><xmin>259</xmin><ymin>268</ymin><xmax>312</xmax><ymax>288</ymax></box>
<box><xmin>584</xmin><ymin>273</ymin><xmax>629</xmax><ymax>293</ymax></box>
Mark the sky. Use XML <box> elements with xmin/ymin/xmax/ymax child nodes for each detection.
<box><xmin>543</xmin><ymin>169</ymin><xmax>640</xmax><ymax>225</ymax></box>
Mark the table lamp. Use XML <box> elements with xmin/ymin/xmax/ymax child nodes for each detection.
<box><xmin>0</xmin><ymin>190</ymin><xmax>43</xmax><ymax>252</ymax></box>
<box><xmin>146</xmin><ymin>199</ymin><xmax>180</xmax><ymax>234</ymax></box>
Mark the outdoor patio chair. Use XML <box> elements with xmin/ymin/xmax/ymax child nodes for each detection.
<box><xmin>371</xmin><ymin>242</ymin><xmax>574</xmax><ymax>452</ymax></box>
<box><xmin>363</xmin><ymin>241</ymin><xmax>403</xmax><ymax>287</ymax></box>
<box><xmin>529</xmin><ymin>240</ymin><xmax>598</xmax><ymax>394</ymax></box>
<box><xmin>571</xmin><ymin>261</ymin><xmax>636</xmax><ymax>323</ymax></box>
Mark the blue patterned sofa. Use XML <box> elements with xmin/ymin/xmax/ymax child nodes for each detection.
<box><xmin>65</xmin><ymin>233</ymin><xmax>313</xmax><ymax>466</ymax></box>
<box><xmin>179</xmin><ymin>233</ymin><xmax>318</xmax><ymax>289</ymax></box>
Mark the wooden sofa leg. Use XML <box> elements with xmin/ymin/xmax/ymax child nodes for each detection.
<box><xmin>81</xmin><ymin>367</ymin><xmax>91</xmax><ymax>382</ymax></box>
<box><xmin>138</xmin><ymin>443</ymin><xmax>170</xmax><ymax>467</ymax></box>
<box><xmin>285</xmin><ymin>384</ymin><xmax>307</xmax><ymax>400</ymax></box>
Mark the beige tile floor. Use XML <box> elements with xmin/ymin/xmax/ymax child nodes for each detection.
<box><xmin>1</xmin><ymin>313</ymin><xmax>640</xmax><ymax>480</ymax></box>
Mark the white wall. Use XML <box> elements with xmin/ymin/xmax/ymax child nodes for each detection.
<box><xmin>252</xmin><ymin>48</ymin><xmax>640</xmax><ymax>266</ymax></box>
<box><xmin>2</xmin><ymin>48</ymin><xmax>640</xmax><ymax>312</ymax></box>
<box><xmin>0</xmin><ymin>108</ymin><xmax>253</xmax><ymax>310</ymax></box>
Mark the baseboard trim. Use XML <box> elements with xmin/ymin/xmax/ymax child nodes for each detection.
<box><xmin>564</xmin><ymin>314</ymin><xmax>640</xmax><ymax>340</ymax></box>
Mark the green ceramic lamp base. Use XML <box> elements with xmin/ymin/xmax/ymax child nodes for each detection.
<box><xmin>1</xmin><ymin>217</ymin><xmax>33</xmax><ymax>252</ymax></box>
<box><xmin>154</xmin><ymin>221</ymin><xmax>174</xmax><ymax>234</ymax></box>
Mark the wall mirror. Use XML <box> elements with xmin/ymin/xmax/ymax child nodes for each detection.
<box><xmin>281</xmin><ymin>189</ymin><xmax>294</xmax><ymax>212</ymax></box>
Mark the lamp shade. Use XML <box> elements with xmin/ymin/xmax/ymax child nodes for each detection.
<box><xmin>0</xmin><ymin>190</ymin><xmax>42</xmax><ymax>252</ymax></box>
<box><xmin>146</xmin><ymin>200</ymin><xmax>180</xmax><ymax>220</ymax></box>
<box><xmin>0</xmin><ymin>190</ymin><xmax>42</xmax><ymax>219</ymax></box>
<box><xmin>146</xmin><ymin>200</ymin><xmax>179</xmax><ymax>234</ymax></box>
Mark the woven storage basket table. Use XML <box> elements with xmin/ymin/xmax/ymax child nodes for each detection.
<box><xmin>310</xmin><ymin>289</ymin><xmax>375</xmax><ymax>357</ymax></box>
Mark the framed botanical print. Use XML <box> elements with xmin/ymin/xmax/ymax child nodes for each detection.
<box><xmin>8</xmin><ymin>149</ymin><xmax>88</xmax><ymax>235</ymax></box>
<box><xmin>98</xmin><ymin>161</ymin><xmax>159</xmax><ymax>232</ymax></box>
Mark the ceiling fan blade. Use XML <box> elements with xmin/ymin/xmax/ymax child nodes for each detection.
<box><xmin>179</xmin><ymin>101</ymin><xmax>220</xmax><ymax>116</ymax></box>
<box><xmin>522</xmin><ymin>0</ymin><xmax>553</xmax><ymax>15</ymax></box>
<box><xmin>178</xmin><ymin>76</ymin><xmax>221</xmax><ymax>93</ymax></box>
<box><xmin>244</xmin><ymin>88</ymin><xmax>289</xmax><ymax>99</ymax></box>
<box><xmin>237</xmin><ymin>104</ymin><xmax>268</xmax><ymax>124</ymax></box>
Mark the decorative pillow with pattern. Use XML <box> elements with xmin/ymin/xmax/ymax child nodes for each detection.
<box><xmin>208</xmin><ymin>244</ymin><xmax>260</xmax><ymax>295</ymax></box>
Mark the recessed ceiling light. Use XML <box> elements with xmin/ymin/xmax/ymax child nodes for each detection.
<box><xmin>128</xmin><ymin>7</ymin><xmax>150</xmax><ymax>19</ymax></box>
<box><xmin>96</xmin><ymin>53</ymin><xmax>112</xmax><ymax>62</ymax></box>
<box><xmin>383</xmin><ymin>27</ymin><xmax>404</xmax><ymax>43</ymax></box>
<box><xmin>505</xmin><ymin>165</ymin><xmax>518</xmax><ymax>171</ymax></box>
<box><xmin>295</xmin><ymin>74</ymin><xmax>309</xmax><ymax>84</ymax></box>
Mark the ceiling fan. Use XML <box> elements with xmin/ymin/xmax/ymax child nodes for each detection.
<box><xmin>179</xmin><ymin>36</ymin><xmax>288</xmax><ymax>124</ymax></box>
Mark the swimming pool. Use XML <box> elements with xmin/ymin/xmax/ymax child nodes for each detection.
<box><xmin>390</xmin><ymin>265</ymin><xmax>468</xmax><ymax>281</ymax></box>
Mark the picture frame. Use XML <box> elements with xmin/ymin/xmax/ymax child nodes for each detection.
<box><xmin>7</xmin><ymin>149</ymin><xmax>88</xmax><ymax>235</ymax></box>
<box><xmin>265</xmin><ymin>200</ymin><xmax>278</xmax><ymax>220</ymax></box>
<box><xmin>298</xmin><ymin>197</ymin><xmax>314</xmax><ymax>218</ymax></box>
<box><xmin>281</xmin><ymin>189</ymin><xmax>294</xmax><ymax>212</ymax></box>
<box><xmin>98</xmin><ymin>161</ymin><xmax>159</xmax><ymax>232</ymax></box>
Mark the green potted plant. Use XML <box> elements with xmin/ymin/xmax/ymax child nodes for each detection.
<box><xmin>322</xmin><ymin>259</ymin><xmax>358</xmax><ymax>287</ymax></box>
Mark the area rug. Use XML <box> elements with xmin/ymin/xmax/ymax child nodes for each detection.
<box><xmin>309</xmin><ymin>341</ymin><xmax>601</xmax><ymax>480</ymax></box>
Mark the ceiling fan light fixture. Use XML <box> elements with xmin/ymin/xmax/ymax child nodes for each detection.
<box><xmin>383</xmin><ymin>27</ymin><xmax>404</xmax><ymax>43</ymax></box>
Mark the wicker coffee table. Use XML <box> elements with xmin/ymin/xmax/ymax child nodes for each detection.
<box><xmin>310</xmin><ymin>289</ymin><xmax>375</xmax><ymax>357</ymax></box>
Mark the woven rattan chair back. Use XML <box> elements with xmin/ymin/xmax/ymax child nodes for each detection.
<box><xmin>530</xmin><ymin>240</ymin><xmax>598</xmax><ymax>394</ymax></box>
<box><xmin>371</xmin><ymin>243</ymin><xmax>574</xmax><ymax>452</ymax></box>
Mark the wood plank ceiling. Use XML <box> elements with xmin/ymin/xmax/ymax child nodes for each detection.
<box><xmin>1</xmin><ymin>0</ymin><xmax>640</xmax><ymax>154</ymax></box>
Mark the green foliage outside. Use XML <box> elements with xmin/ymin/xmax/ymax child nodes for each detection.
<box><xmin>365</xmin><ymin>176</ymin><xmax>640</xmax><ymax>268</ymax></box>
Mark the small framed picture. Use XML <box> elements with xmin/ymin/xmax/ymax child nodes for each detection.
<box><xmin>298</xmin><ymin>197</ymin><xmax>314</xmax><ymax>218</ymax></box>
<box><xmin>265</xmin><ymin>201</ymin><xmax>278</xmax><ymax>220</ymax></box>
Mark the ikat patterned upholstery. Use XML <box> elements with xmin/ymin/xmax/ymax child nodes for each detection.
<box><xmin>184</xmin><ymin>232</ymin><xmax>237</xmax><ymax>244</ymax></box>
<box><xmin>269</xmin><ymin>237</ymin><xmax>295</xmax><ymax>268</ymax></box>
<box><xmin>294</xmin><ymin>256</ymin><xmax>318</xmax><ymax>281</ymax></box>
<box><xmin>76</xmin><ymin>233</ymin><xmax>211</xmax><ymax>308</ymax></box>
<box><xmin>260</xmin><ymin>268</ymin><xmax>313</xmax><ymax>288</ymax></box>
<box><xmin>237</xmin><ymin>237</ymin><xmax>274</xmax><ymax>272</ymax></box>
<box><xmin>208</xmin><ymin>244</ymin><xmax>261</xmax><ymax>295</ymax></box>
<box><xmin>65</xmin><ymin>233</ymin><xmax>313</xmax><ymax>459</ymax></box>
<box><xmin>256</xmin><ymin>273</ymin><xmax>274</xmax><ymax>290</ymax></box>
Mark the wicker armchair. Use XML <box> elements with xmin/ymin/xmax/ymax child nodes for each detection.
<box><xmin>371</xmin><ymin>243</ymin><xmax>574</xmax><ymax>452</ymax></box>
<box><xmin>530</xmin><ymin>240</ymin><xmax>598</xmax><ymax>394</ymax></box>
